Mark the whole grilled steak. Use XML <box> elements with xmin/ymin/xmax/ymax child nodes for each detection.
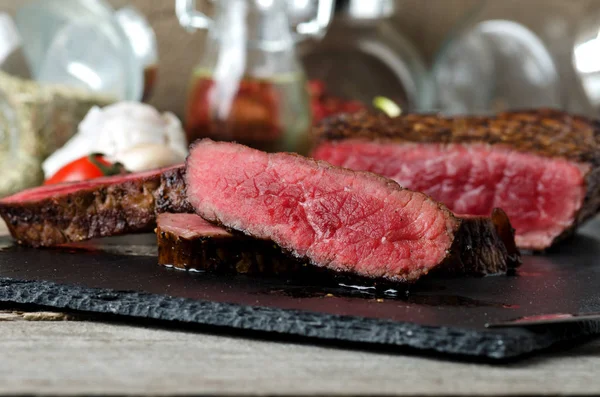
<box><xmin>157</xmin><ymin>213</ymin><xmax>302</xmax><ymax>274</ymax></box>
<box><xmin>311</xmin><ymin>109</ymin><xmax>600</xmax><ymax>250</ymax></box>
<box><xmin>0</xmin><ymin>165</ymin><xmax>191</xmax><ymax>247</ymax></box>
<box><xmin>185</xmin><ymin>140</ymin><xmax>520</xmax><ymax>282</ymax></box>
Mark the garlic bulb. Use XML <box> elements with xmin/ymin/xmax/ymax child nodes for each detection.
<box><xmin>43</xmin><ymin>101</ymin><xmax>187</xmax><ymax>177</ymax></box>
<box><xmin>110</xmin><ymin>143</ymin><xmax>186</xmax><ymax>172</ymax></box>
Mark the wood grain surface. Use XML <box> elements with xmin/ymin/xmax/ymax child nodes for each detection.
<box><xmin>0</xmin><ymin>320</ymin><xmax>598</xmax><ymax>396</ymax></box>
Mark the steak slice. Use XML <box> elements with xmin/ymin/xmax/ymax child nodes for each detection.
<box><xmin>0</xmin><ymin>165</ymin><xmax>191</xmax><ymax>247</ymax></box>
<box><xmin>185</xmin><ymin>140</ymin><xmax>520</xmax><ymax>282</ymax></box>
<box><xmin>311</xmin><ymin>109</ymin><xmax>600</xmax><ymax>250</ymax></box>
<box><xmin>156</xmin><ymin>213</ymin><xmax>302</xmax><ymax>274</ymax></box>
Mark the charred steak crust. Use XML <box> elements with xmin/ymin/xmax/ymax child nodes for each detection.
<box><xmin>0</xmin><ymin>166</ymin><xmax>190</xmax><ymax>247</ymax></box>
<box><xmin>313</xmin><ymin>109</ymin><xmax>600</xmax><ymax>163</ymax></box>
<box><xmin>313</xmin><ymin>109</ymin><xmax>600</xmax><ymax>247</ymax></box>
<box><xmin>185</xmin><ymin>140</ymin><xmax>520</xmax><ymax>282</ymax></box>
<box><xmin>156</xmin><ymin>220</ymin><xmax>303</xmax><ymax>275</ymax></box>
<box><xmin>194</xmin><ymin>211</ymin><xmax>520</xmax><ymax>279</ymax></box>
<box><xmin>157</xmin><ymin>211</ymin><xmax>518</xmax><ymax>280</ymax></box>
<box><xmin>439</xmin><ymin>209</ymin><xmax>520</xmax><ymax>276</ymax></box>
<box><xmin>153</xmin><ymin>166</ymin><xmax>193</xmax><ymax>213</ymax></box>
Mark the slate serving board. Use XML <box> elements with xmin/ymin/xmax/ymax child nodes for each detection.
<box><xmin>1</xmin><ymin>219</ymin><xmax>600</xmax><ymax>361</ymax></box>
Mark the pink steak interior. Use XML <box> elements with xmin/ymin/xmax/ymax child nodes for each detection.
<box><xmin>313</xmin><ymin>140</ymin><xmax>588</xmax><ymax>250</ymax></box>
<box><xmin>185</xmin><ymin>140</ymin><xmax>459</xmax><ymax>281</ymax></box>
<box><xmin>157</xmin><ymin>213</ymin><xmax>231</xmax><ymax>239</ymax></box>
<box><xmin>0</xmin><ymin>165</ymin><xmax>183</xmax><ymax>204</ymax></box>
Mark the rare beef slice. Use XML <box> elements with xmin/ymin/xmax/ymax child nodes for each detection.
<box><xmin>311</xmin><ymin>109</ymin><xmax>600</xmax><ymax>250</ymax></box>
<box><xmin>0</xmin><ymin>165</ymin><xmax>191</xmax><ymax>247</ymax></box>
<box><xmin>157</xmin><ymin>213</ymin><xmax>302</xmax><ymax>274</ymax></box>
<box><xmin>185</xmin><ymin>139</ymin><xmax>520</xmax><ymax>282</ymax></box>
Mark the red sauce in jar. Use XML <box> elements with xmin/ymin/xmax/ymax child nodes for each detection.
<box><xmin>185</xmin><ymin>75</ymin><xmax>283</xmax><ymax>151</ymax></box>
<box><xmin>184</xmin><ymin>73</ymin><xmax>364</xmax><ymax>153</ymax></box>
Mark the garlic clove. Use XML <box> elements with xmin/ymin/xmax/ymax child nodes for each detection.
<box><xmin>43</xmin><ymin>102</ymin><xmax>188</xmax><ymax>178</ymax></box>
<box><xmin>111</xmin><ymin>142</ymin><xmax>186</xmax><ymax>172</ymax></box>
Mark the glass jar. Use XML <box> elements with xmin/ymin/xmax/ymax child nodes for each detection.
<box><xmin>431</xmin><ymin>0</ymin><xmax>589</xmax><ymax>115</ymax></box>
<box><xmin>15</xmin><ymin>0</ymin><xmax>158</xmax><ymax>102</ymax></box>
<box><xmin>573</xmin><ymin>3</ymin><xmax>600</xmax><ymax>116</ymax></box>
<box><xmin>296</xmin><ymin>0</ymin><xmax>433</xmax><ymax>112</ymax></box>
<box><xmin>177</xmin><ymin>0</ymin><xmax>333</xmax><ymax>154</ymax></box>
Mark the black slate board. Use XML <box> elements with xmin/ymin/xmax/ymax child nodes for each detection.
<box><xmin>2</xmin><ymin>219</ymin><xmax>600</xmax><ymax>361</ymax></box>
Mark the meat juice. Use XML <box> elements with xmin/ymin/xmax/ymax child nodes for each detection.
<box><xmin>185</xmin><ymin>69</ymin><xmax>312</xmax><ymax>154</ymax></box>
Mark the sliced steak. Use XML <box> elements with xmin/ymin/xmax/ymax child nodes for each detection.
<box><xmin>156</xmin><ymin>213</ymin><xmax>302</xmax><ymax>274</ymax></box>
<box><xmin>0</xmin><ymin>165</ymin><xmax>191</xmax><ymax>247</ymax></box>
<box><xmin>185</xmin><ymin>140</ymin><xmax>520</xmax><ymax>282</ymax></box>
<box><xmin>311</xmin><ymin>109</ymin><xmax>600</xmax><ymax>250</ymax></box>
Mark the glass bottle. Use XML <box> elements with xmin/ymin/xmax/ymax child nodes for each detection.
<box><xmin>176</xmin><ymin>0</ymin><xmax>333</xmax><ymax>154</ymax></box>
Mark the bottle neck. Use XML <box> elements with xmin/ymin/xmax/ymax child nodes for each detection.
<box><xmin>212</xmin><ymin>0</ymin><xmax>294</xmax><ymax>52</ymax></box>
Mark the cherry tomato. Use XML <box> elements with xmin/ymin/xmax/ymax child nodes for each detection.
<box><xmin>308</xmin><ymin>80</ymin><xmax>326</xmax><ymax>98</ymax></box>
<box><xmin>343</xmin><ymin>101</ymin><xmax>365</xmax><ymax>113</ymax></box>
<box><xmin>308</xmin><ymin>79</ymin><xmax>366</xmax><ymax>125</ymax></box>
<box><xmin>44</xmin><ymin>154</ymin><xmax>126</xmax><ymax>185</ymax></box>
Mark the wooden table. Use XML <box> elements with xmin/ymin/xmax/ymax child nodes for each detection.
<box><xmin>0</xmin><ymin>317</ymin><xmax>599</xmax><ymax>395</ymax></box>
<box><xmin>1</xmin><ymin>224</ymin><xmax>599</xmax><ymax>395</ymax></box>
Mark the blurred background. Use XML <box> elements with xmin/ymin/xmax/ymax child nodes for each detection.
<box><xmin>1</xmin><ymin>0</ymin><xmax>598</xmax><ymax>116</ymax></box>
<box><xmin>0</xmin><ymin>0</ymin><xmax>599</xmax><ymax>196</ymax></box>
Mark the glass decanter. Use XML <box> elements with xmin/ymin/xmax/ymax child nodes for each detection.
<box><xmin>177</xmin><ymin>0</ymin><xmax>333</xmax><ymax>154</ymax></box>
